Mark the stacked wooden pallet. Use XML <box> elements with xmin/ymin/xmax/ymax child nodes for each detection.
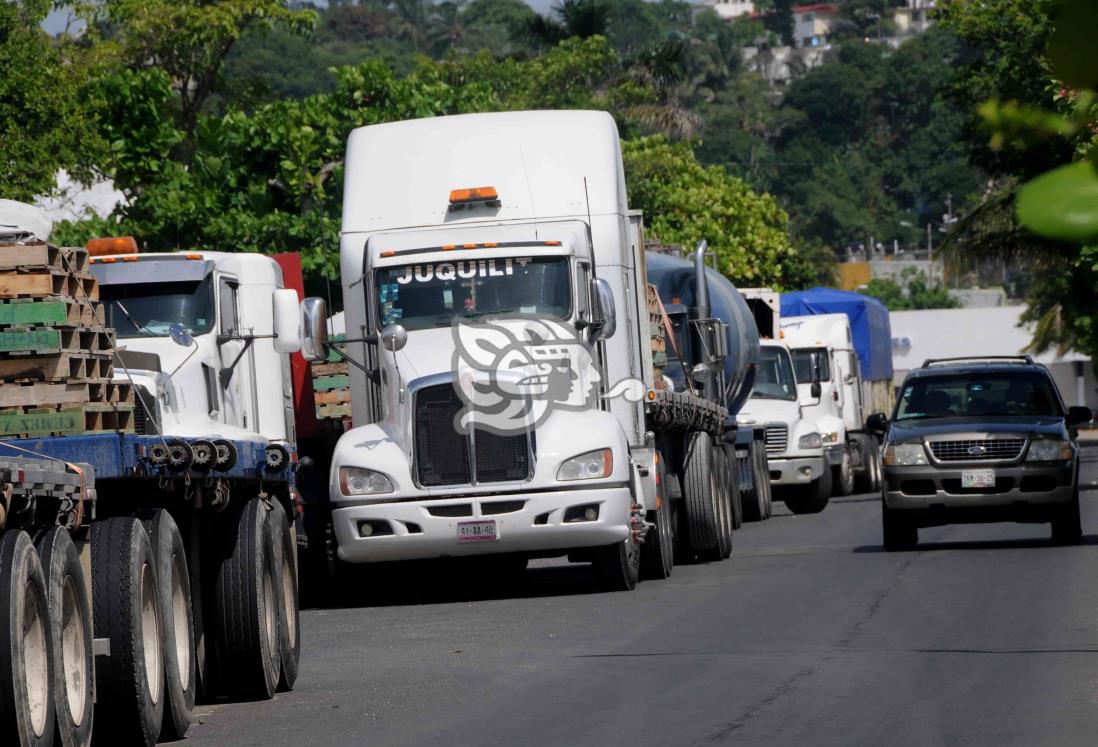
<box><xmin>312</xmin><ymin>335</ymin><xmax>351</xmax><ymax>423</ymax></box>
<box><xmin>0</xmin><ymin>240</ymin><xmax>134</xmax><ymax>438</ymax></box>
<box><xmin>647</xmin><ymin>283</ymin><xmax>670</xmax><ymax>389</ymax></box>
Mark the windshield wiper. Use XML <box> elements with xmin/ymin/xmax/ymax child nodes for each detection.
<box><xmin>114</xmin><ymin>301</ymin><xmax>157</xmax><ymax>337</ymax></box>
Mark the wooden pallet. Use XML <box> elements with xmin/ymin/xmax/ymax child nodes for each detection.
<box><xmin>316</xmin><ymin>403</ymin><xmax>351</xmax><ymax>419</ymax></box>
<box><xmin>0</xmin><ymin>298</ymin><xmax>101</xmax><ymax>328</ymax></box>
<box><xmin>311</xmin><ymin>361</ymin><xmax>348</xmax><ymax>377</ymax></box>
<box><xmin>314</xmin><ymin>389</ymin><xmax>350</xmax><ymax>405</ymax></box>
<box><xmin>0</xmin><ymin>402</ymin><xmax>134</xmax><ymax>438</ymax></box>
<box><xmin>0</xmin><ymin>243</ymin><xmax>90</xmax><ymax>274</ymax></box>
<box><xmin>0</xmin><ymin>352</ymin><xmax>112</xmax><ymax>382</ymax></box>
<box><xmin>0</xmin><ymin>380</ymin><xmax>132</xmax><ymax>408</ymax></box>
<box><xmin>0</xmin><ymin>327</ymin><xmax>115</xmax><ymax>355</ymax></box>
<box><xmin>313</xmin><ymin>374</ymin><xmax>349</xmax><ymax>391</ymax></box>
<box><xmin>0</xmin><ymin>269</ymin><xmax>98</xmax><ymax>301</ymax></box>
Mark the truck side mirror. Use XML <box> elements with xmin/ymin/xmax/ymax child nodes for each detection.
<box><xmin>589</xmin><ymin>277</ymin><xmax>617</xmax><ymax>342</ymax></box>
<box><xmin>300</xmin><ymin>297</ymin><xmax>329</xmax><ymax>362</ymax></box>
<box><xmin>866</xmin><ymin>412</ymin><xmax>888</xmax><ymax>433</ymax></box>
<box><xmin>272</xmin><ymin>289</ymin><xmax>302</xmax><ymax>353</ymax></box>
<box><xmin>381</xmin><ymin>324</ymin><xmax>408</xmax><ymax>352</ymax></box>
<box><xmin>810</xmin><ymin>381</ymin><xmax>822</xmax><ymax>399</ymax></box>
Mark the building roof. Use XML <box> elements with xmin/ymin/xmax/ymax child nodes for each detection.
<box><xmin>792</xmin><ymin>3</ymin><xmax>840</xmax><ymax>14</ymax></box>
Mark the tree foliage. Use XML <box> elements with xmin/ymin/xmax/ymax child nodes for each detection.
<box><xmin>861</xmin><ymin>267</ymin><xmax>959</xmax><ymax>311</ymax></box>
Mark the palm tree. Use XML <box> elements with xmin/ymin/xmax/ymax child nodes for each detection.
<box><xmin>517</xmin><ymin>0</ymin><xmax>610</xmax><ymax>49</ymax></box>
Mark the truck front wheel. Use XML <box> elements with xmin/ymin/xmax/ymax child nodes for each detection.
<box><xmin>268</xmin><ymin>502</ymin><xmax>301</xmax><ymax>692</ymax></box>
<box><xmin>592</xmin><ymin>532</ymin><xmax>640</xmax><ymax>592</ymax></box>
<box><xmin>784</xmin><ymin>467</ymin><xmax>832</xmax><ymax>515</ymax></box>
<box><xmin>833</xmin><ymin>449</ymin><xmax>855</xmax><ymax>497</ymax></box>
<box><xmin>640</xmin><ymin>458</ymin><xmax>674</xmax><ymax>580</ymax></box>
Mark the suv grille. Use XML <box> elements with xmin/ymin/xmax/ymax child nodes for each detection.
<box><xmin>414</xmin><ymin>383</ymin><xmax>533</xmax><ymax>487</ymax></box>
<box><xmin>764</xmin><ymin>424</ymin><xmax>789</xmax><ymax>454</ymax></box>
<box><xmin>928</xmin><ymin>438</ymin><xmax>1026</xmax><ymax>462</ymax></box>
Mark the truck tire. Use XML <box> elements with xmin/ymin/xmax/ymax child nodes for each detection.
<box><xmin>683</xmin><ymin>431</ymin><xmax>721</xmax><ymax>560</ymax></box>
<box><xmin>756</xmin><ymin>442</ymin><xmax>773</xmax><ymax>520</ymax></box>
<box><xmin>592</xmin><ymin>531</ymin><xmax>640</xmax><ymax>592</ymax></box>
<box><xmin>740</xmin><ymin>444</ymin><xmax>763</xmax><ymax>523</ymax></box>
<box><xmin>213</xmin><ymin>498</ymin><xmax>281</xmax><ymax>700</ymax></box>
<box><xmin>882</xmin><ymin>501</ymin><xmax>918</xmax><ymax>551</ymax></box>
<box><xmin>268</xmin><ymin>502</ymin><xmax>301</xmax><ymax>692</ymax></box>
<box><xmin>833</xmin><ymin>448</ymin><xmax>855</xmax><ymax>497</ymax></box>
<box><xmin>724</xmin><ymin>444</ymin><xmax>743</xmax><ymax>530</ymax></box>
<box><xmin>1051</xmin><ymin>490</ymin><xmax>1083</xmax><ymax>546</ymax></box>
<box><xmin>0</xmin><ymin>530</ymin><xmax>54</xmax><ymax>747</ymax></box>
<box><xmin>713</xmin><ymin>446</ymin><xmax>734</xmax><ymax>560</ymax></box>
<box><xmin>640</xmin><ymin>458</ymin><xmax>674</xmax><ymax>580</ymax></box>
<box><xmin>784</xmin><ymin>467</ymin><xmax>832</xmax><ymax>515</ymax></box>
<box><xmin>142</xmin><ymin>511</ymin><xmax>194</xmax><ymax>740</ymax></box>
<box><xmin>36</xmin><ymin>527</ymin><xmax>93</xmax><ymax>747</ymax></box>
<box><xmin>91</xmin><ymin>517</ymin><xmax>165</xmax><ymax>747</ymax></box>
<box><xmin>854</xmin><ymin>437</ymin><xmax>881</xmax><ymax>494</ymax></box>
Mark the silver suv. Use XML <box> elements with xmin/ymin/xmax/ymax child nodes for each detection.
<box><xmin>866</xmin><ymin>357</ymin><xmax>1092</xmax><ymax>551</ymax></box>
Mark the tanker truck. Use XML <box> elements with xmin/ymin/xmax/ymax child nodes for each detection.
<box><xmin>646</xmin><ymin>250</ymin><xmax>773</xmax><ymax>524</ymax></box>
<box><xmin>296</xmin><ymin>110</ymin><xmax>743</xmax><ymax>592</ymax></box>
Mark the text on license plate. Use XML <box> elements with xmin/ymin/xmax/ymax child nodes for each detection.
<box><xmin>961</xmin><ymin>469</ymin><xmax>995</xmax><ymax>488</ymax></box>
<box><xmin>456</xmin><ymin>520</ymin><xmax>498</xmax><ymax>542</ymax></box>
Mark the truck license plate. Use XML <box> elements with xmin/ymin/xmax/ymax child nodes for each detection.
<box><xmin>961</xmin><ymin>469</ymin><xmax>995</xmax><ymax>488</ymax></box>
<box><xmin>456</xmin><ymin>520</ymin><xmax>498</xmax><ymax>543</ymax></box>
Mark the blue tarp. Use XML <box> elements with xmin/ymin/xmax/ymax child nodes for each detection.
<box><xmin>780</xmin><ymin>288</ymin><xmax>894</xmax><ymax>382</ymax></box>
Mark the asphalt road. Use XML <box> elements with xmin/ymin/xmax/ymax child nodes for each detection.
<box><xmin>189</xmin><ymin>457</ymin><xmax>1098</xmax><ymax>747</ymax></box>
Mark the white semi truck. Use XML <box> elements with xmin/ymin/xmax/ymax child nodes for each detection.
<box><xmin>737</xmin><ymin>289</ymin><xmax>831</xmax><ymax>514</ymax></box>
<box><xmin>0</xmin><ymin>205</ymin><xmax>306</xmax><ymax>747</ymax></box>
<box><xmin>781</xmin><ymin>313</ymin><xmax>883</xmax><ymax>495</ymax></box>
<box><xmin>299</xmin><ymin>110</ymin><xmax>747</xmax><ymax>590</ymax></box>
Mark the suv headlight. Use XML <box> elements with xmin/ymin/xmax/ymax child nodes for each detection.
<box><xmin>883</xmin><ymin>443</ymin><xmax>928</xmax><ymax>466</ymax></box>
<box><xmin>798</xmin><ymin>433</ymin><xmax>823</xmax><ymax>450</ymax></box>
<box><xmin>1026</xmin><ymin>439</ymin><xmax>1073</xmax><ymax>462</ymax></box>
<box><xmin>339</xmin><ymin>467</ymin><xmax>395</xmax><ymax>496</ymax></box>
<box><xmin>557</xmin><ymin>448</ymin><xmax>613</xmax><ymax>481</ymax></box>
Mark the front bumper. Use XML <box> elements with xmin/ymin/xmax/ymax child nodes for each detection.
<box><xmin>331</xmin><ymin>485</ymin><xmax>632</xmax><ymax>563</ymax></box>
<box><xmin>883</xmin><ymin>460</ymin><xmax>1076</xmax><ymax>517</ymax></box>
<box><xmin>766</xmin><ymin>455</ymin><xmax>827</xmax><ymax>485</ymax></box>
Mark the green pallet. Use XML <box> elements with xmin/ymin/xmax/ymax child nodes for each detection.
<box><xmin>0</xmin><ymin>301</ymin><xmax>68</xmax><ymax>326</ymax></box>
<box><xmin>313</xmin><ymin>374</ymin><xmax>349</xmax><ymax>391</ymax></box>
<box><xmin>0</xmin><ymin>328</ymin><xmax>62</xmax><ymax>353</ymax></box>
<box><xmin>0</xmin><ymin>407</ymin><xmax>85</xmax><ymax>437</ymax></box>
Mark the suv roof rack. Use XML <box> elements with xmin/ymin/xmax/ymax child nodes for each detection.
<box><xmin>921</xmin><ymin>355</ymin><xmax>1035</xmax><ymax>368</ymax></box>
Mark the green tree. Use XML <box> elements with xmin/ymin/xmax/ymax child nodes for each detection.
<box><xmin>861</xmin><ymin>267</ymin><xmax>959</xmax><ymax>311</ymax></box>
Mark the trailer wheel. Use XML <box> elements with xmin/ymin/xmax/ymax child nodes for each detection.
<box><xmin>724</xmin><ymin>445</ymin><xmax>743</xmax><ymax>531</ymax></box>
<box><xmin>640</xmin><ymin>457</ymin><xmax>674</xmax><ymax>580</ymax></box>
<box><xmin>36</xmin><ymin>527</ymin><xmax>93</xmax><ymax>747</ymax></box>
<box><xmin>213</xmin><ymin>498</ymin><xmax>281</xmax><ymax>700</ymax></box>
<box><xmin>784</xmin><ymin>467</ymin><xmax>833</xmax><ymax>515</ymax></box>
<box><xmin>142</xmin><ymin>511</ymin><xmax>195</xmax><ymax>740</ymax></box>
<box><xmin>740</xmin><ymin>444</ymin><xmax>763</xmax><ymax>524</ymax></box>
<box><xmin>755</xmin><ymin>441</ymin><xmax>773</xmax><ymax>520</ymax></box>
<box><xmin>0</xmin><ymin>530</ymin><xmax>54</xmax><ymax>747</ymax></box>
<box><xmin>91</xmin><ymin>517</ymin><xmax>165</xmax><ymax>747</ymax></box>
<box><xmin>591</xmin><ymin>530</ymin><xmax>640</xmax><ymax>592</ymax></box>
<box><xmin>268</xmin><ymin>502</ymin><xmax>300</xmax><ymax>692</ymax></box>
<box><xmin>711</xmin><ymin>446</ymin><xmax>734</xmax><ymax>561</ymax></box>
<box><xmin>683</xmin><ymin>431</ymin><xmax>720</xmax><ymax>560</ymax></box>
<box><xmin>833</xmin><ymin>449</ymin><xmax>855</xmax><ymax>497</ymax></box>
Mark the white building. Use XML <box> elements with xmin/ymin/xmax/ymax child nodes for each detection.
<box><xmin>889</xmin><ymin>306</ymin><xmax>1096</xmax><ymax>410</ymax></box>
<box><xmin>793</xmin><ymin>3</ymin><xmax>840</xmax><ymax>47</ymax></box>
<box><xmin>693</xmin><ymin>0</ymin><xmax>755</xmax><ymax>21</ymax></box>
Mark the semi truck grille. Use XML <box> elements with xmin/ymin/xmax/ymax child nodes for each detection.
<box><xmin>132</xmin><ymin>385</ymin><xmax>159</xmax><ymax>436</ymax></box>
<box><xmin>929</xmin><ymin>438</ymin><xmax>1026</xmax><ymax>462</ymax></box>
<box><xmin>413</xmin><ymin>383</ymin><xmax>533</xmax><ymax>487</ymax></box>
<box><xmin>764</xmin><ymin>424</ymin><xmax>788</xmax><ymax>454</ymax></box>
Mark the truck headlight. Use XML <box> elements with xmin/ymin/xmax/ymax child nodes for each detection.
<box><xmin>883</xmin><ymin>443</ymin><xmax>927</xmax><ymax>466</ymax></box>
<box><xmin>557</xmin><ymin>448</ymin><xmax>613</xmax><ymax>481</ymax></box>
<box><xmin>1026</xmin><ymin>439</ymin><xmax>1073</xmax><ymax>462</ymax></box>
<box><xmin>797</xmin><ymin>433</ymin><xmax>823</xmax><ymax>450</ymax></box>
<box><xmin>821</xmin><ymin>431</ymin><xmax>840</xmax><ymax>444</ymax></box>
<box><xmin>339</xmin><ymin>467</ymin><xmax>395</xmax><ymax>496</ymax></box>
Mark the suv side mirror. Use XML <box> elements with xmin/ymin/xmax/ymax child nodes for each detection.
<box><xmin>1067</xmin><ymin>406</ymin><xmax>1092</xmax><ymax>426</ymax></box>
<box><xmin>300</xmin><ymin>297</ymin><xmax>329</xmax><ymax>362</ymax></box>
<box><xmin>866</xmin><ymin>412</ymin><xmax>888</xmax><ymax>433</ymax></box>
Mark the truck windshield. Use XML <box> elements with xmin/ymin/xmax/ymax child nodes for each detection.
<box><xmin>752</xmin><ymin>346</ymin><xmax>798</xmax><ymax>401</ymax></box>
<box><xmin>100</xmin><ymin>280</ymin><xmax>215</xmax><ymax>338</ymax></box>
<box><xmin>375</xmin><ymin>256</ymin><xmax>571</xmax><ymax>331</ymax></box>
<box><xmin>895</xmin><ymin>371</ymin><xmax>1064</xmax><ymax>420</ymax></box>
<box><xmin>791</xmin><ymin>348</ymin><xmax>830</xmax><ymax>383</ymax></box>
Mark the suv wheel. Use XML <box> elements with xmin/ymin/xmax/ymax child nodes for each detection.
<box><xmin>882</xmin><ymin>501</ymin><xmax>917</xmax><ymax>551</ymax></box>
<box><xmin>1050</xmin><ymin>490</ymin><xmax>1083</xmax><ymax>546</ymax></box>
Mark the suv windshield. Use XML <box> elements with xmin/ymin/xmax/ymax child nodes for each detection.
<box><xmin>375</xmin><ymin>255</ymin><xmax>571</xmax><ymax>331</ymax></box>
<box><xmin>791</xmin><ymin>348</ymin><xmax>830</xmax><ymax>384</ymax></box>
<box><xmin>895</xmin><ymin>371</ymin><xmax>1064</xmax><ymax>420</ymax></box>
<box><xmin>100</xmin><ymin>280</ymin><xmax>215</xmax><ymax>338</ymax></box>
<box><xmin>752</xmin><ymin>346</ymin><xmax>798</xmax><ymax>401</ymax></box>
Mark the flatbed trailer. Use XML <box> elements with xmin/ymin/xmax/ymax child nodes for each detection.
<box><xmin>1</xmin><ymin>432</ymin><xmax>299</xmax><ymax>747</ymax></box>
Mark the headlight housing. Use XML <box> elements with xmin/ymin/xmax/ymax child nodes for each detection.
<box><xmin>820</xmin><ymin>431</ymin><xmax>840</xmax><ymax>444</ymax></box>
<box><xmin>797</xmin><ymin>432</ymin><xmax>823</xmax><ymax>450</ymax></box>
<box><xmin>883</xmin><ymin>443</ymin><xmax>928</xmax><ymax>466</ymax></box>
<box><xmin>339</xmin><ymin>466</ymin><xmax>395</xmax><ymax>496</ymax></box>
<box><xmin>1026</xmin><ymin>439</ymin><xmax>1073</xmax><ymax>462</ymax></box>
<box><xmin>557</xmin><ymin>448</ymin><xmax>613</xmax><ymax>481</ymax></box>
